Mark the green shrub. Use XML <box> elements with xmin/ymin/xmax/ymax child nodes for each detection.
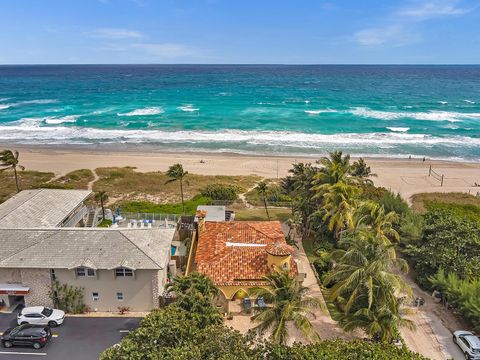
<box><xmin>378</xmin><ymin>190</ymin><xmax>410</xmax><ymax>217</ymax></box>
<box><xmin>200</xmin><ymin>183</ymin><xmax>243</xmax><ymax>201</ymax></box>
<box><xmin>49</xmin><ymin>280</ymin><xmax>86</xmax><ymax>314</ymax></box>
<box><xmin>98</xmin><ymin>219</ymin><xmax>113</xmax><ymax>228</ymax></box>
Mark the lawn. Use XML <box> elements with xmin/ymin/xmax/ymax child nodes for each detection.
<box><xmin>113</xmin><ymin>196</ymin><xmax>212</xmax><ymax>215</ymax></box>
<box><xmin>0</xmin><ymin>170</ymin><xmax>55</xmax><ymax>203</ymax></box>
<box><xmin>233</xmin><ymin>207</ymin><xmax>291</xmax><ymax>222</ymax></box>
<box><xmin>93</xmin><ymin>167</ymin><xmax>260</xmax><ymax>203</ymax></box>
<box><xmin>411</xmin><ymin>192</ymin><xmax>480</xmax><ymax>213</ymax></box>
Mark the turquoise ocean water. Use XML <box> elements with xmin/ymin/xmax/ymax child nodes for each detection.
<box><xmin>0</xmin><ymin>65</ymin><xmax>479</xmax><ymax>160</ymax></box>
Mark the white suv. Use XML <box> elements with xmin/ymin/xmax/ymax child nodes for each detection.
<box><xmin>17</xmin><ymin>306</ymin><xmax>65</xmax><ymax>327</ymax></box>
<box><xmin>453</xmin><ymin>330</ymin><xmax>480</xmax><ymax>360</ymax></box>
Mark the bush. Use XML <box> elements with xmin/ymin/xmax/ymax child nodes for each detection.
<box><xmin>378</xmin><ymin>190</ymin><xmax>410</xmax><ymax>217</ymax></box>
<box><xmin>406</xmin><ymin>208</ymin><xmax>480</xmax><ymax>287</ymax></box>
<box><xmin>118</xmin><ymin>196</ymin><xmax>212</xmax><ymax>214</ymax></box>
<box><xmin>97</xmin><ymin>219</ymin><xmax>112</xmax><ymax>228</ymax></box>
<box><xmin>200</xmin><ymin>183</ymin><xmax>243</xmax><ymax>201</ymax></box>
<box><xmin>429</xmin><ymin>269</ymin><xmax>480</xmax><ymax>331</ymax></box>
<box><xmin>49</xmin><ymin>281</ymin><xmax>86</xmax><ymax>314</ymax></box>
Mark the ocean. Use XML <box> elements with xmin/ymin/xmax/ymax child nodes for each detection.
<box><xmin>0</xmin><ymin>65</ymin><xmax>479</xmax><ymax>161</ymax></box>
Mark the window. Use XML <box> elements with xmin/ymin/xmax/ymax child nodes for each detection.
<box><xmin>92</xmin><ymin>292</ymin><xmax>99</xmax><ymax>301</ymax></box>
<box><xmin>281</xmin><ymin>263</ymin><xmax>289</xmax><ymax>270</ymax></box>
<box><xmin>115</xmin><ymin>268</ymin><xmax>133</xmax><ymax>277</ymax></box>
<box><xmin>116</xmin><ymin>292</ymin><xmax>124</xmax><ymax>301</ymax></box>
<box><xmin>50</xmin><ymin>269</ymin><xmax>56</xmax><ymax>281</ymax></box>
<box><xmin>41</xmin><ymin>308</ymin><xmax>53</xmax><ymax>317</ymax></box>
<box><xmin>76</xmin><ymin>267</ymin><xmax>95</xmax><ymax>277</ymax></box>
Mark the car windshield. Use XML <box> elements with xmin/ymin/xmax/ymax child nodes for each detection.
<box><xmin>41</xmin><ymin>307</ymin><xmax>53</xmax><ymax>317</ymax></box>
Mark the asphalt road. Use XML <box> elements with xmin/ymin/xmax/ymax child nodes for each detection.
<box><xmin>0</xmin><ymin>313</ymin><xmax>141</xmax><ymax>359</ymax></box>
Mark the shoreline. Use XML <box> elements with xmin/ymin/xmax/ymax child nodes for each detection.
<box><xmin>7</xmin><ymin>144</ymin><xmax>480</xmax><ymax>200</ymax></box>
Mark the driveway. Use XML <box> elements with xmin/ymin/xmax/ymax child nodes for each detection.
<box><xmin>0</xmin><ymin>313</ymin><xmax>141</xmax><ymax>360</ymax></box>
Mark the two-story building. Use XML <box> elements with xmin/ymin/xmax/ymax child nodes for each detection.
<box><xmin>0</xmin><ymin>227</ymin><xmax>175</xmax><ymax>311</ymax></box>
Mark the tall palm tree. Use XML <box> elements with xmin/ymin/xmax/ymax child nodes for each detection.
<box><xmin>352</xmin><ymin>201</ymin><xmax>400</xmax><ymax>245</ymax></box>
<box><xmin>325</xmin><ymin>235</ymin><xmax>412</xmax><ymax>342</ymax></box>
<box><xmin>318</xmin><ymin>182</ymin><xmax>360</xmax><ymax>240</ymax></box>
<box><xmin>94</xmin><ymin>191</ymin><xmax>108</xmax><ymax>220</ymax></box>
<box><xmin>166</xmin><ymin>164</ymin><xmax>188</xmax><ymax>213</ymax></box>
<box><xmin>250</xmin><ymin>271</ymin><xmax>324</xmax><ymax>344</ymax></box>
<box><xmin>166</xmin><ymin>272</ymin><xmax>218</xmax><ymax>299</ymax></box>
<box><xmin>313</xmin><ymin>151</ymin><xmax>352</xmax><ymax>192</ymax></box>
<box><xmin>0</xmin><ymin>149</ymin><xmax>25</xmax><ymax>193</ymax></box>
<box><xmin>255</xmin><ymin>181</ymin><xmax>270</xmax><ymax>220</ymax></box>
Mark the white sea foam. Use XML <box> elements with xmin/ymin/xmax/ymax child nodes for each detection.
<box><xmin>304</xmin><ymin>109</ymin><xmax>337</xmax><ymax>115</ymax></box>
<box><xmin>44</xmin><ymin>115</ymin><xmax>80</xmax><ymax>124</ymax></box>
<box><xmin>0</xmin><ymin>98</ymin><xmax>10</xmax><ymax>102</ymax></box>
<box><xmin>0</xmin><ymin>104</ymin><xmax>12</xmax><ymax>110</ymax></box>
<box><xmin>0</xmin><ymin>99</ymin><xmax>58</xmax><ymax>110</ymax></box>
<box><xmin>117</xmin><ymin>107</ymin><xmax>164</xmax><ymax>116</ymax></box>
<box><xmin>387</xmin><ymin>127</ymin><xmax>410</xmax><ymax>132</ymax></box>
<box><xmin>438</xmin><ymin>101</ymin><xmax>448</xmax><ymax>105</ymax></box>
<box><xmin>464</xmin><ymin>100</ymin><xmax>476</xmax><ymax>104</ymax></box>
<box><xmin>178</xmin><ymin>105</ymin><xmax>199</xmax><ymax>112</ymax></box>
<box><xmin>1</xmin><ymin>120</ymin><xmax>479</xmax><ymax>153</ymax></box>
<box><xmin>349</xmin><ymin>107</ymin><xmax>480</xmax><ymax>122</ymax></box>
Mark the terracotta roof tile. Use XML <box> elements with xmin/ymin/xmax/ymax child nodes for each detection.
<box><xmin>194</xmin><ymin>221</ymin><xmax>298</xmax><ymax>286</ymax></box>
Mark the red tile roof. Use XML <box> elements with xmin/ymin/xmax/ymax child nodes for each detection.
<box><xmin>194</xmin><ymin>221</ymin><xmax>298</xmax><ymax>286</ymax></box>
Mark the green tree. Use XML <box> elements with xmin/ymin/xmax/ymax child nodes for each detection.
<box><xmin>250</xmin><ymin>271</ymin><xmax>324</xmax><ymax>344</ymax></box>
<box><xmin>166</xmin><ymin>272</ymin><xmax>222</xmax><ymax>328</ymax></box>
<box><xmin>317</xmin><ymin>182</ymin><xmax>361</xmax><ymax>240</ymax></box>
<box><xmin>406</xmin><ymin>208</ymin><xmax>480</xmax><ymax>287</ymax></box>
<box><xmin>166</xmin><ymin>163</ymin><xmax>189</xmax><ymax>213</ymax></box>
<box><xmin>94</xmin><ymin>191</ymin><xmax>108</xmax><ymax>221</ymax></box>
<box><xmin>255</xmin><ymin>181</ymin><xmax>270</xmax><ymax>220</ymax></box>
<box><xmin>325</xmin><ymin>235</ymin><xmax>412</xmax><ymax>342</ymax></box>
<box><xmin>350</xmin><ymin>157</ymin><xmax>377</xmax><ymax>182</ymax></box>
<box><xmin>0</xmin><ymin>149</ymin><xmax>25</xmax><ymax>193</ymax></box>
<box><xmin>352</xmin><ymin>201</ymin><xmax>400</xmax><ymax>245</ymax></box>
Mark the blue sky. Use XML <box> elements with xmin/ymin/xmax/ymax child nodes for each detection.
<box><xmin>0</xmin><ymin>0</ymin><xmax>479</xmax><ymax>64</ymax></box>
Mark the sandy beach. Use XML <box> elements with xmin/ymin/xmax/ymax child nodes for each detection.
<box><xmin>9</xmin><ymin>145</ymin><xmax>480</xmax><ymax>200</ymax></box>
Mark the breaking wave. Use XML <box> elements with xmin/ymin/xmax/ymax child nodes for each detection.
<box><xmin>117</xmin><ymin>107</ymin><xmax>164</xmax><ymax>116</ymax></box>
<box><xmin>178</xmin><ymin>105</ymin><xmax>199</xmax><ymax>112</ymax></box>
<box><xmin>348</xmin><ymin>107</ymin><xmax>480</xmax><ymax>122</ymax></box>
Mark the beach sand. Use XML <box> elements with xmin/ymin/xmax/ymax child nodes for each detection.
<box><xmin>11</xmin><ymin>145</ymin><xmax>480</xmax><ymax>200</ymax></box>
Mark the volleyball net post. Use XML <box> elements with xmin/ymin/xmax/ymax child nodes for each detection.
<box><xmin>428</xmin><ymin>165</ymin><xmax>444</xmax><ymax>187</ymax></box>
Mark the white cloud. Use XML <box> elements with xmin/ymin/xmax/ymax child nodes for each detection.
<box><xmin>353</xmin><ymin>0</ymin><xmax>471</xmax><ymax>47</ymax></box>
<box><xmin>89</xmin><ymin>28</ymin><xmax>144</xmax><ymax>39</ymax></box>
<box><xmin>354</xmin><ymin>25</ymin><xmax>420</xmax><ymax>46</ymax></box>
<box><xmin>398</xmin><ymin>1</ymin><xmax>469</xmax><ymax>19</ymax></box>
<box><xmin>132</xmin><ymin>43</ymin><xmax>194</xmax><ymax>58</ymax></box>
<box><xmin>103</xmin><ymin>42</ymin><xmax>196</xmax><ymax>59</ymax></box>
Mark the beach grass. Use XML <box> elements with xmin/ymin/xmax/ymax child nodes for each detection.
<box><xmin>411</xmin><ymin>192</ymin><xmax>480</xmax><ymax>213</ymax></box>
<box><xmin>0</xmin><ymin>170</ymin><xmax>55</xmax><ymax>203</ymax></box>
<box><xmin>48</xmin><ymin>169</ymin><xmax>95</xmax><ymax>189</ymax></box>
<box><xmin>113</xmin><ymin>196</ymin><xmax>211</xmax><ymax>215</ymax></box>
<box><xmin>93</xmin><ymin>167</ymin><xmax>260</xmax><ymax>203</ymax></box>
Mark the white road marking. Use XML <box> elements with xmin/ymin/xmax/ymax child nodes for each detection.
<box><xmin>119</xmin><ymin>330</ymin><xmax>130</xmax><ymax>333</ymax></box>
<box><xmin>0</xmin><ymin>351</ymin><xmax>46</xmax><ymax>356</ymax></box>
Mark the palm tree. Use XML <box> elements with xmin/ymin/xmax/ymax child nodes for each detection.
<box><xmin>250</xmin><ymin>271</ymin><xmax>324</xmax><ymax>344</ymax></box>
<box><xmin>313</xmin><ymin>151</ymin><xmax>352</xmax><ymax>192</ymax></box>
<box><xmin>166</xmin><ymin>164</ymin><xmax>188</xmax><ymax>213</ymax></box>
<box><xmin>318</xmin><ymin>182</ymin><xmax>360</xmax><ymax>240</ymax></box>
<box><xmin>94</xmin><ymin>191</ymin><xmax>108</xmax><ymax>220</ymax></box>
<box><xmin>255</xmin><ymin>181</ymin><xmax>270</xmax><ymax>220</ymax></box>
<box><xmin>325</xmin><ymin>234</ymin><xmax>412</xmax><ymax>342</ymax></box>
<box><xmin>0</xmin><ymin>149</ymin><xmax>25</xmax><ymax>193</ymax></box>
<box><xmin>350</xmin><ymin>158</ymin><xmax>377</xmax><ymax>183</ymax></box>
<box><xmin>352</xmin><ymin>201</ymin><xmax>400</xmax><ymax>245</ymax></box>
<box><xmin>166</xmin><ymin>272</ymin><xmax>218</xmax><ymax>299</ymax></box>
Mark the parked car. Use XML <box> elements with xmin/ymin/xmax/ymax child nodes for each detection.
<box><xmin>453</xmin><ymin>330</ymin><xmax>480</xmax><ymax>360</ymax></box>
<box><xmin>1</xmin><ymin>324</ymin><xmax>52</xmax><ymax>349</ymax></box>
<box><xmin>17</xmin><ymin>306</ymin><xmax>65</xmax><ymax>327</ymax></box>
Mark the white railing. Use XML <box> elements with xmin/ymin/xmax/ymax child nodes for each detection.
<box><xmin>63</xmin><ymin>206</ymin><xmax>89</xmax><ymax>228</ymax></box>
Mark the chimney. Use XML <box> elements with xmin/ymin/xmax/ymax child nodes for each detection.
<box><xmin>196</xmin><ymin>210</ymin><xmax>207</xmax><ymax>233</ymax></box>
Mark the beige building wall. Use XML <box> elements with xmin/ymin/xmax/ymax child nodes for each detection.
<box><xmin>54</xmin><ymin>268</ymin><xmax>158</xmax><ymax>312</ymax></box>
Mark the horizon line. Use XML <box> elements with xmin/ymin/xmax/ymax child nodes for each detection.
<box><xmin>1</xmin><ymin>63</ymin><xmax>480</xmax><ymax>66</ymax></box>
